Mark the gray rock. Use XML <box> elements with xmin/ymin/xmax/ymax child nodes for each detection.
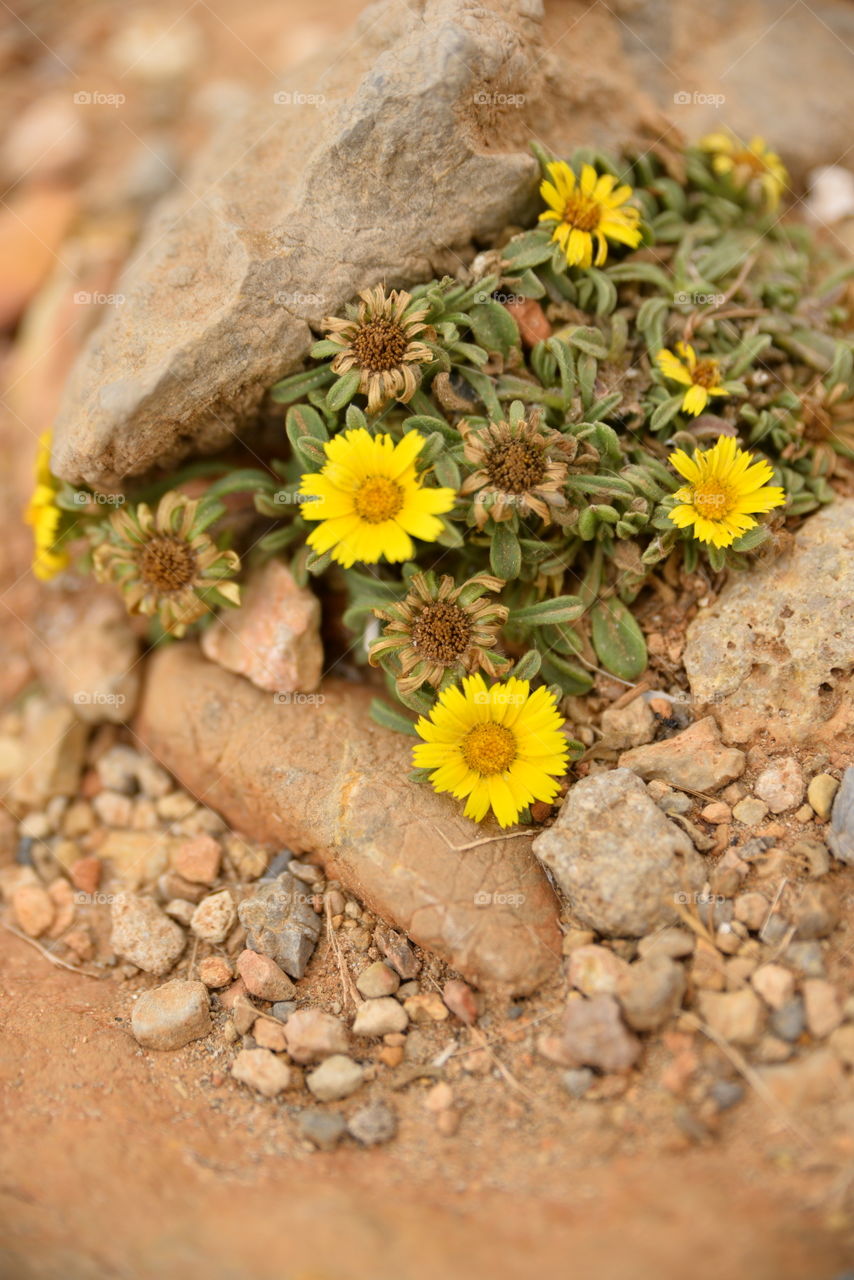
<box><xmin>50</xmin><ymin>0</ymin><xmax>547</xmax><ymax>488</ymax></box>
<box><xmin>558</xmin><ymin>995</ymin><xmax>641</xmax><ymax>1073</ymax></box>
<box><xmin>110</xmin><ymin>893</ymin><xmax>186</xmax><ymax>975</ymax></box>
<box><xmin>828</xmin><ymin>767</ymin><xmax>854</xmax><ymax>866</ymax></box>
<box><xmin>131</xmin><ymin>979</ymin><xmax>210</xmax><ymax>1050</ymax></box>
<box><xmin>783</xmin><ymin>942</ymin><xmax>826</xmax><ymax>978</ymax></box>
<box><xmin>296</xmin><ymin>1109</ymin><xmax>347</xmax><ymax>1150</ymax></box>
<box><xmin>271</xmin><ymin>1001</ymin><xmax>298</xmax><ymax>1022</ymax></box>
<box><xmin>709</xmin><ymin>1080</ymin><xmax>744</xmax><ymax>1111</ymax></box>
<box><xmin>683</xmin><ymin>501</ymin><xmax>854</xmax><ymax>746</ymax></box>
<box><xmin>237</xmin><ymin>872</ymin><xmax>321</xmax><ymax>978</ymax></box>
<box><xmin>306</xmin><ymin>1055</ymin><xmax>364</xmax><ymax>1102</ymax></box>
<box><xmin>599</xmin><ymin>699</ymin><xmax>655</xmax><ymax>750</ymax></box>
<box><xmin>616</xmin><ymin>955</ymin><xmax>686</xmax><ymax>1032</ymax></box>
<box><xmin>561</xmin><ymin>1067</ymin><xmax>595</xmax><ymax>1098</ymax></box>
<box><xmin>352</xmin><ymin>997</ymin><xmax>409</xmax><ymax>1037</ymax></box>
<box><xmin>532</xmin><ymin>769</ymin><xmax>705</xmax><ymax>938</ymax></box>
<box><xmin>619</xmin><ymin>717</ymin><xmax>745</xmax><ymax>793</ymax></box>
<box><xmin>231</xmin><ymin>1047</ymin><xmax>292</xmax><ymax>1097</ymax></box>
<box><xmin>347</xmin><ymin>1100</ymin><xmax>397</xmax><ymax>1146</ymax></box>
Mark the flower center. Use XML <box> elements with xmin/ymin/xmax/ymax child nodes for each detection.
<box><xmin>562</xmin><ymin>194</ymin><xmax>602</xmax><ymax>233</ymax></box>
<box><xmin>139</xmin><ymin>536</ymin><xmax>197</xmax><ymax>592</ymax></box>
<box><xmin>461</xmin><ymin>722</ymin><xmax>517</xmax><ymax>776</ymax></box>
<box><xmin>692</xmin><ymin>359</ymin><xmax>721</xmax><ymax>389</ymax></box>
<box><xmin>485</xmin><ymin>440</ymin><xmax>547</xmax><ymax>494</ymax></box>
<box><xmin>353</xmin><ymin>475</ymin><xmax>405</xmax><ymax>523</ymax></box>
<box><xmin>410</xmin><ymin>601</ymin><xmax>473</xmax><ymax>664</ymax></box>
<box><xmin>350</xmin><ymin>318</ymin><xmax>410</xmax><ymax>372</ymax></box>
<box><xmin>691</xmin><ymin>479</ymin><xmax>733</xmax><ymax>520</ymax></box>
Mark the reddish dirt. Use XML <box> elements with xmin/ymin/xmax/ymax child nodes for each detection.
<box><xmin>1</xmin><ymin>929</ymin><xmax>851</xmax><ymax>1280</ymax></box>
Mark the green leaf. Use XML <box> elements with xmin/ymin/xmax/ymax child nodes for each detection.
<box><xmin>369</xmin><ymin>698</ymin><xmax>420</xmax><ymax>736</ymax></box>
<box><xmin>325</xmin><ymin>368</ymin><xmax>362</xmax><ymax>411</ymax></box>
<box><xmin>510</xmin><ymin>595</ymin><xmax>586</xmax><ymax>626</ymax></box>
<box><xmin>590</xmin><ymin>599</ymin><xmax>647</xmax><ymax>681</ymax></box>
<box><xmin>509</xmin><ymin>650</ymin><xmax>542</xmax><ymax>680</ymax></box>
<box><xmin>467</xmin><ymin>301</ymin><xmax>520</xmax><ymax>356</ymax></box>
<box><xmin>270</xmin><ymin>365</ymin><xmax>334</xmax><ymax>404</ymax></box>
<box><xmin>490</xmin><ymin>523</ymin><xmax>522</xmax><ymax>580</ymax></box>
<box><xmin>540</xmin><ymin>653</ymin><xmax>594</xmax><ymax>696</ymax></box>
<box><xmin>501</xmin><ymin>230</ymin><xmax>555</xmax><ymax>269</ymax></box>
<box><xmin>649</xmin><ymin>394</ymin><xmax>685</xmax><ymax>432</ymax></box>
<box><xmin>562</xmin><ymin>325</ymin><xmax>610</xmax><ymax>358</ymax></box>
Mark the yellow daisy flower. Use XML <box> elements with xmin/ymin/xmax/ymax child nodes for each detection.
<box><xmin>538</xmin><ymin>161</ymin><xmax>642</xmax><ymax>269</ymax></box>
<box><xmin>412</xmin><ymin>673</ymin><xmax>569</xmax><ymax>828</ymax></box>
<box><xmin>25</xmin><ymin>431</ymin><xmax>69</xmax><ymax>581</ymax></box>
<box><xmin>300</xmin><ymin>428</ymin><xmax>456</xmax><ymax>569</ymax></box>
<box><xmin>668</xmin><ymin>435</ymin><xmax>785</xmax><ymax>549</ymax></box>
<box><xmin>700</xmin><ymin>132</ymin><xmax>788</xmax><ymax>211</ymax></box>
<box><xmin>656</xmin><ymin>342</ymin><xmax>728</xmax><ymax>416</ymax></box>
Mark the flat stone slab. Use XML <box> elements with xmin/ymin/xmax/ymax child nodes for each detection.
<box><xmin>135</xmin><ymin>642</ymin><xmax>561</xmax><ymax>994</ymax></box>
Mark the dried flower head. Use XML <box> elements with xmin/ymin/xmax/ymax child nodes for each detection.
<box><xmin>369</xmin><ymin>571</ymin><xmax>510</xmax><ymax>693</ymax></box>
<box><xmin>93</xmin><ymin>492</ymin><xmax>240</xmax><ymax>636</ymax></box>
<box><xmin>26</xmin><ymin>432</ymin><xmax>69</xmax><ymax>581</ymax></box>
<box><xmin>668</xmin><ymin>435</ymin><xmax>786</xmax><ymax>548</ymax></box>
<box><xmin>699</xmin><ymin>132</ymin><xmax>788</xmax><ymax>210</ymax></box>
<box><xmin>460</xmin><ymin>408</ymin><xmax>574</xmax><ymax>529</ymax></box>
<box><xmin>539</xmin><ymin>161</ymin><xmax>642</xmax><ymax>268</ymax></box>
<box><xmin>657</xmin><ymin>342</ymin><xmax>728</xmax><ymax>416</ymax></box>
<box><xmin>322</xmin><ymin>285</ymin><xmax>434</xmax><ymax>413</ymax></box>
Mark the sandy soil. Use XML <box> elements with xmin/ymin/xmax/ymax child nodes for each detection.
<box><xmin>1</xmin><ymin>928</ymin><xmax>851</xmax><ymax>1280</ymax></box>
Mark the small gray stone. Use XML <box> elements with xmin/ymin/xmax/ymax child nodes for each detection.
<box><xmin>616</xmin><ymin>955</ymin><xmax>686</xmax><ymax>1032</ymax></box>
<box><xmin>783</xmin><ymin>941</ymin><xmax>825</xmax><ymax>977</ymax></box>
<box><xmin>770</xmin><ymin>997</ymin><xmax>806</xmax><ymax>1043</ymax></box>
<box><xmin>559</xmin><ymin>995</ymin><xmax>642</xmax><ymax>1073</ymax></box>
<box><xmin>532</xmin><ymin>769</ymin><xmax>705</xmax><ymax>938</ymax></box>
<box><xmin>131</xmin><ymin>979</ymin><xmax>210</xmax><ymax>1050</ymax></box>
<box><xmin>352</xmin><ymin>997</ymin><xmax>409</xmax><ymax>1037</ymax></box>
<box><xmin>561</xmin><ymin>1067</ymin><xmax>595</xmax><ymax>1098</ymax></box>
<box><xmin>271</xmin><ymin>1001</ymin><xmax>298</xmax><ymax>1022</ymax></box>
<box><xmin>237</xmin><ymin>872</ymin><xmax>322</xmax><ymax>978</ymax></box>
<box><xmin>296</xmin><ymin>1109</ymin><xmax>347</xmax><ymax>1150</ymax></box>
<box><xmin>356</xmin><ymin>961</ymin><xmax>400</xmax><ymax>999</ymax></box>
<box><xmin>306</xmin><ymin>1055</ymin><xmax>364</xmax><ymax>1102</ymax></box>
<box><xmin>709</xmin><ymin>1080</ymin><xmax>745</xmax><ymax>1111</ymax></box>
<box><xmin>828</xmin><ymin>767</ymin><xmax>854</xmax><ymax>866</ymax></box>
<box><xmin>347</xmin><ymin>1100</ymin><xmax>397</xmax><ymax>1145</ymax></box>
<box><xmin>110</xmin><ymin>893</ymin><xmax>186</xmax><ymax>975</ymax></box>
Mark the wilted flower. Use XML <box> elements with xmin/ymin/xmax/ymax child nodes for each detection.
<box><xmin>460</xmin><ymin>409</ymin><xmax>574</xmax><ymax>529</ymax></box>
<box><xmin>369</xmin><ymin>571</ymin><xmax>510</xmax><ymax>693</ymax></box>
<box><xmin>93</xmin><ymin>492</ymin><xmax>240</xmax><ymax>635</ymax></box>
<box><xmin>319</xmin><ymin>285</ymin><xmax>434</xmax><ymax>413</ymax></box>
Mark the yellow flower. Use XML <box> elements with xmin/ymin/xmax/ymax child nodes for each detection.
<box><xmin>412</xmin><ymin>674</ymin><xmax>569</xmax><ymax>828</ymax></box>
<box><xmin>700</xmin><ymin>132</ymin><xmax>787</xmax><ymax>210</ymax></box>
<box><xmin>656</xmin><ymin>342</ymin><xmax>728</xmax><ymax>416</ymax></box>
<box><xmin>668</xmin><ymin>435</ymin><xmax>785</xmax><ymax>549</ymax></box>
<box><xmin>300</xmin><ymin>428</ymin><xmax>456</xmax><ymax>569</ymax></box>
<box><xmin>25</xmin><ymin>432</ymin><xmax>69</xmax><ymax>581</ymax></box>
<box><xmin>538</xmin><ymin>161</ymin><xmax>642</xmax><ymax>268</ymax></box>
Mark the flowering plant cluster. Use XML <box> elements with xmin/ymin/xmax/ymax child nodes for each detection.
<box><xmin>30</xmin><ymin>132</ymin><xmax>854</xmax><ymax>826</ymax></box>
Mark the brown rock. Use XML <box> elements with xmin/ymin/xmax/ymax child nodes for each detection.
<box><xmin>619</xmin><ymin>718</ymin><xmax>745</xmax><ymax>793</ymax></box>
<box><xmin>556</xmin><ymin>995</ymin><xmax>642</xmax><ymax>1073</ymax></box>
<box><xmin>236</xmin><ymin>949</ymin><xmax>296</xmax><ymax>1002</ymax></box>
<box><xmin>171</xmin><ymin>835</ymin><xmax>222</xmax><ymax>885</ymax></box>
<box><xmin>110</xmin><ymin>893</ymin><xmax>186</xmax><ymax>975</ymax></box>
<box><xmin>404</xmin><ymin>992</ymin><xmax>450</xmax><ymax>1024</ymax></box>
<box><xmin>198</xmin><ymin>956</ymin><xmax>233</xmax><ymax>989</ymax></box>
<box><xmin>442</xmin><ymin>979</ymin><xmax>479</xmax><ymax>1026</ymax></box>
<box><xmin>253</xmin><ymin>1018</ymin><xmax>289</xmax><ymax>1052</ymax></box>
<box><xmin>802</xmin><ymin>979</ymin><xmax>843</xmax><ymax>1039</ymax></box>
<box><xmin>11</xmin><ymin>883</ymin><xmax>55</xmax><ymax>938</ymax></box>
<box><xmin>99</xmin><ymin>830</ymin><xmax>176</xmax><ymax>890</ymax></box>
<box><xmin>231</xmin><ymin>1047</ymin><xmax>291</xmax><ymax>1097</ymax></box>
<box><xmin>32</xmin><ymin>583</ymin><xmax>141</xmax><ymax>724</ymax></box>
<box><xmin>0</xmin><ymin>185</ymin><xmax>78</xmax><ymax>329</ymax></box>
<box><xmin>11</xmin><ymin>698</ymin><xmax>89</xmax><ymax>807</ymax></box>
<box><xmin>201</xmin><ymin>560</ymin><xmax>322</xmax><ymax>694</ymax></box>
<box><xmin>70</xmin><ymin>856</ymin><xmax>102</xmax><ymax>896</ymax></box>
<box><xmin>135</xmin><ymin>643</ymin><xmax>562</xmax><ymax>993</ymax></box>
<box><xmin>283</xmin><ymin>1009</ymin><xmax>348</xmax><ymax>1063</ymax></box>
<box><xmin>696</xmin><ymin>989</ymin><xmax>766</xmax><ymax>1046</ymax></box>
<box><xmin>131</xmin><ymin>980</ymin><xmax>211</xmax><ymax>1050</ymax></box>
<box><xmin>568</xmin><ymin>945</ymin><xmax>631</xmax><ymax>998</ymax></box>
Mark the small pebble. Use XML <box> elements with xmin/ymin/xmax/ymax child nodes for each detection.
<box><xmin>807</xmin><ymin>773</ymin><xmax>839</xmax><ymax>820</ymax></box>
<box><xmin>347</xmin><ymin>1100</ymin><xmax>396</xmax><ymax>1145</ymax></box>
<box><xmin>231</xmin><ymin>1047</ymin><xmax>291</xmax><ymax>1097</ymax></box>
<box><xmin>306</xmin><ymin>1055</ymin><xmax>364</xmax><ymax>1102</ymax></box>
<box><xmin>296</xmin><ymin>1110</ymin><xmax>346</xmax><ymax>1150</ymax></box>
<box><xmin>190</xmin><ymin>890</ymin><xmax>236</xmax><ymax>943</ymax></box>
<box><xmin>131</xmin><ymin>979</ymin><xmax>211</xmax><ymax>1050</ymax></box>
<box><xmin>404</xmin><ymin>992</ymin><xmax>449</xmax><ymax>1024</ymax></box>
<box><xmin>709</xmin><ymin>1080</ymin><xmax>744</xmax><ymax>1111</ymax></box>
<box><xmin>732</xmin><ymin>798</ymin><xmax>769</xmax><ymax>825</ymax></box>
<box><xmin>561</xmin><ymin>1067</ymin><xmax>594</xmax><ymax>1098</ymax></box>
<box><xmin>356</xmin><ymin>961</ymin><xmax>400</xmax><ymax>999</ymax></box>
<box><xmin>442</xmin><ymin>979</ymin><xmax>479</xmax><ymax>1025</ymax></box>
<box><xmin>198</xmin><ymin>956</ymin><xmax>233</xmax><ymax>988</ymax></box>
<box><xmin>353</xmin><ymin>997</ymin><xmax>409</xmax><ymax>1037</ymax></box>
<box><xmin>171</xmin><ymin>835</ymin><xmax>221</xmax><ymax>885</ymax></box>
<box><xmin>770</xmin><ymin>996</ymin><xmax>806</xmax><ymax>1043</ymax></box>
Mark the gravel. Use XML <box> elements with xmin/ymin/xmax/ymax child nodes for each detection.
<box><xmin>131</xmin><ymin>979</ymin><xmax>210</xmax><ymax>1050</ymax></box>
<box><xmin>306</xmin><ymin>1055</ymin><xmax>364</xmax><ymax>1102</ymax></box>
